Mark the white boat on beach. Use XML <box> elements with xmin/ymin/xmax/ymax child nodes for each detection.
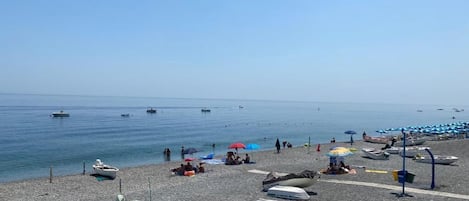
<box><xmin>361</xmin><ymin>148</ymin><xmax>390</xmax><ymax>160</ymax></box>
<box><xmin>92</xmin><ymin>159</ymin><xmax>119</xmax><ymax>179</ymax></box>
<box><xmin>394</xmin><ymin>138</ymin><xmax>426</xmax><ymax>147</ymax></box>
<box><xmin>414</xmin><ymin>155</ymin><xmax>458</xmax><ymax>165</ymax></box>
<box><xmin>51</xmin><ymin>110</ymin><xmax>70</xmax><ymax>117</ymax></box>
<box><xmin>262</xmin><ymin>170</ymin><xmax>319</xmax><ymax>191</ymax></box>
<box><xmin>267</xmin><ymin>186</ymin><xmax>310</xmax><ymax>200</ymax></box>
<box><xmin>398</xmin><ymin>146</ymin><xmax>431</xmax><ymax>158</ymax></box>
<box><xmin>385</xmin><ymin>147</ymin><xmax>402</xmax><ymax>154</ymax></box>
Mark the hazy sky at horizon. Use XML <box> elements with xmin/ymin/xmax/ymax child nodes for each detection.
<box><xmin>1</xmin><ymin>1</ymin><xmax>468</xmax><ymax>105</ymax></box>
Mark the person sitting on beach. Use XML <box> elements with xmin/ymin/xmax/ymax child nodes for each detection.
<box><xmin>235</xmin><ymin>156</ymin><xmax>242</xmax><ymax>165</ymax></box>
<box><xmin>184</xmin><ymin>162</ymin><xmax>194</xmax><ymax>171</ymax></box>
<box><xmin>339</xmin><ymin>161</ymin><xmax>350</xmax><ymax>172</ymax></box>
<box><xmin>171</xmin><ymin>164</ymin><xmax>185</xmax><ymax>176</ymax></box>
<box><xmin>330</xmin><ymin>137</ymin><xmax>336</xmax><ymax>143</ymax></box>
<box><xmin>197</xmin><ymin>163</ymin><xmax>205</xmax><ymax>173</ymax></box>
<box><xmin>242</xmin><ymin>153</ymin><xmax>250</xmax><ymax>163</ymax></box>
<box><xmin>381</xmin><ymin>143</ymin><xmax>391</xmax><ymax>150</ymax></box>
<box><xmin>287</xmin><ymin>142</ymin><xmax>292</xmax><ymax>148</ymax></box>
<box><xmin>327</xmin><ymin>162</ymin><xmax>339</xmax><ymax>174</ymax></box>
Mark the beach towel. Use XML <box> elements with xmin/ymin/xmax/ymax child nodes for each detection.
<box><xmin>202</xmin><ymin>159</ymin><xmax>224</xmax><ymax>165</ymax></box>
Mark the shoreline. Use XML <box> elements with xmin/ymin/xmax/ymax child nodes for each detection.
<box><xmin>2</xmin><ymin>139</ymin><xmax>469</xmax><ymax>200</ymax></box>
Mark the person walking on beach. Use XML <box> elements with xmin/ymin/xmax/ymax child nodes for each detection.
<box><xmin>275</xmin><ymin>138</ymin><xmax>281</xmax><ymax>153</ymax></box>
<box><xmin>282</xmin><ymin>141</ymin><xmax>287</xmax><ymax>149</ymax></box>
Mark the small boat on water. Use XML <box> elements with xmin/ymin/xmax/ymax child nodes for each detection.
<box><xmin>92</xmin><ymin>159</ymin><xmax>119</xmax><ymax>179</ymax></box>
<box><xmin>361</xmin><ymin>148</ymin><xmax>390</xmax><ymax>160</ymax></box>
<box><xmin>51</xmin><ymin>110</ymin><xmax>70</xmax><ymax>117</ymax></box>
<box><xmin>267</xmin><ymin>186</ymin><xmax>310</xmax><ymax>200</ymax></box>
<box><xmin>262</xmin><ymin>170</ymin><xmax>319</xmax><ymax>191</ymax></box>
<box><xmin>398</xmin><ymin>146</ymin><xmax>431</xmax><ymax>158</ymax></box>
<box><xmin>363</xmin><ymin>135</ymin><xmax>390</xmax><ymax>144</ymax></box>
<box><xmin>121</xmin><ymin>113</ymin><xmax>130</xmax><ymax>117</ymax></box>
<box><xmin>414</xmin><ymin>155</ymin><xmax>458</xmax><ymax>165</ymax></box>
<box><xmin>146</xmin><ymin>107</ymin><xmax>157</xmax><ymax>113</ymax></box>
<box><xmin>201</xmin><ymin>108</ymin><xmax>211</xmax><ymax>112</ymax></box>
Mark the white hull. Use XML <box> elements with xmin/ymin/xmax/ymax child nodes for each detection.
<box><xmin>92</xmin><ymin>159</ymin><xmax>119</xmax><ymax>179</ymax></box>
<box><xmin>394</xmin><ymin>138</ymin><xmax>426</xmax><ymax>147</ymax></box>
<box><xmin>385</xmin><ymin>147</ymin><xmax>401</xmax><ymax>154</ymax></box>
<box><xmin>267</xmin><ymin>186</ymin><xmax>310</xmax><ymax>200</ymax></box>
<box><xmin>398</xmin><ymin>147</ymin><xmax>431</xmax><ymax>158</ymax></box>
<box><xmin>361</xmin><ymin>148</ymin><xmax>390</xmax><ymax>160</ymax></box>
<box><xmin>263</xmin><ymin>178</ymin><xmax>317</xmax><ymax>190</ymax></box>
<box><xmin>414</xmin><ymin>155</ymin><xmax>458</xmax><ymax>165</ymax></box>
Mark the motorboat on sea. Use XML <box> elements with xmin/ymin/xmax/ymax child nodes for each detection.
<box><xmin>146</xmin><ymin>107</ymin><xmax>157</xmax><ymax>113</ymax></box>
<box><xmin>262</xmin><ymin>170</ymin><xmax>319</xmax><ymax>191</ymax></box>
<box><xmin>51</xmin><ymin>110</ymin><xmax>70</xmax><ymax>117</ymax></box>
<box><xmin>201</xmin><ymin>108</ymin><xmax>211</xmax><ymax>112</ymax></box>
<box><xmin>121</xmin><ymin>113</ymin><xmax>130</xmax><ymax>117</ymax></box>
<box><xmin>267</xmin><ymin>186</ymin><xmax>310</xmax><ymax>200</ymax></box>
<box><xmin>363</xmin><ymin>135</ymin><xmax>390</xmax><ymax>144</ymax></box>
<box><xmin>414</xmin><ymin>155</ymin><xmax>458</xmax><ymax>165</ymax></box>
<box><xmin>394</xmin><ymin>138</ymin><xmax>426</xmax><ymax>147</ymax></box>
<box><xmin>92</xmin><ymin>159</ymin><xmax>119</xmax><ymax>179</ymax></box>
<box><xmin>398</xmin><ymin>146</ymin><xmax>431</xmax><ymax>158</ymax></box>
<box><xmin>361</xmin><ymin>148</ymin><xmax>390</xmax><ymax>160</ymax></box>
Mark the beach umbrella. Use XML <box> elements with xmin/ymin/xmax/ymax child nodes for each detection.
<box><xmin>326</xmin><ymin>147</ymin><xmax>353</xmax><ymax>157</ymax></box>
<box><xmin>245</xmin><ymin>143</ymin><xmax>260</xmax><ymax>150</ymax></box>
<box><xmin>182</xmin><ymin>147</ymin><xmax>199</xmax><ymax>155</ymax></box>
<box><xmin>184</xmin><ymin>158</ymin><xmax>195</xmax><ymax>162</ymax></box>
<box><xmin>344</xmin><ymin>130</ymin><xmax>357</xmax><ymax>135</ymax></box>
<box><xmin>228</xmin><ymin>142</ymin><xmax>246</xmax><ymax>149</ymax></box>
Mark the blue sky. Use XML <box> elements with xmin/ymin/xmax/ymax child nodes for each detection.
<box><xmin>1</xmin><ymin>0</ymin><xmax>468</xmax><ymax>105</ymax></box>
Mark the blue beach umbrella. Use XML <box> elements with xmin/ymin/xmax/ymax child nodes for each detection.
<box><xmin>245</xmin><ymin>143</ymin><xmax>260</xmax><ymax>150</ymax></box>
<box><xmin>344</xmin><ymin>130</ymin><xmax>356</xmax><ymax>145</ymax></box>
<box><xmin>344</xmin><ymin>130</ymin><xmax>357</xmax><ymax>135</ymax></box>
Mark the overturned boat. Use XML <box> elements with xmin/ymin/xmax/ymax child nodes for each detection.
<box><xmin>267</xmin><ymin>186</ymin><xmax>310</xmax><ymax>200</ymax></box>
<box><xmin>361</xmin><ymin>148</ymin><xmax>390</xmax><ymax>160</ymax></box>
<box><xmin>414</xmin><ymin>155</ymin><xmax>458</xmax><ymax>165</ymax></box>
<box><xmin>262</xmin><ymin>170</ymin><xmax>319</xmax><ymax>191</ymax></box>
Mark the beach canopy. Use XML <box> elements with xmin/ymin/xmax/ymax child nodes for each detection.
<box><xmin>344</xmin><ymin>130</ymin><xmax>357</xmax><ymax>135</ymax></box>
<box><xmin>228</xmin><ymin>142</ymin><xmax>246</xmax><ymax>149</ymax></box>
<box><xmin>326</xmin><ymin>147</ymin><xmax>353</xmax><ymax>157</ymax></box>
<box><xmin>182</xmin><ymin>147</ymin><xmax>199</xmax><ymax>155</ymax></box>
<box><xmin>245</xmin><ymin>143</ymin><xmax>260</xmax><ymax>150</ymax></box>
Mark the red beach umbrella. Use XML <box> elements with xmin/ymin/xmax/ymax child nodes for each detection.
<box><xmin>228</xmin><ymin>142</ymin><xmax>246</xmax><ymax>149</ymax></box>
<box><xmin>184</xmin><ymin>158</ymin><xmax>195</xmax><ymax>162</ymax></box>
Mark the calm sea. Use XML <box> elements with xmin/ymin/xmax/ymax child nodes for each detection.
<box><xmin>0</xmin><ymin>93</ymin><xmax>467</xmax><ymax>183</ymax></box>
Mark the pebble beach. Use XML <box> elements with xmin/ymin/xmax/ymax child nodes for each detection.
<box><xmin>1</xmin><ymin>139</ymin><xmax>469</xmax><ymax>201</ymax></box>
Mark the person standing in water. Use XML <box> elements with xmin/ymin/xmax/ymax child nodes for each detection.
<box><xmin>275</xmin><ymin>138</ymin><xmax>281</xmax><ymax>153</ymax></box>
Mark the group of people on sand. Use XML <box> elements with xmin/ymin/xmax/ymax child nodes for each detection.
<box><xmin>225</xmin><ymin>152</ymin><xmax>250</xmax><ymax>165</ymax></box>
<box><xmin>171</xmin><ymin>161</ymin><xmax>205</xmax><ymax>176</ymax></box>
<box><xmin>324</xmin><ymin>159</ymin><xmax>351</xmax><ymax>175</ymax></box>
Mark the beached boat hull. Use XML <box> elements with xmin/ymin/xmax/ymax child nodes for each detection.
<box><xmin>398</xmin><ymin>147</ymin><xmax>430</xmax><ymax>158</ymax></box>
<box><xmin>394</xmin><ymin>138</ymin><xmax>426</xmax><ymax>147</ymax></box>
<box><xmin>385</xmin><ymin>147</ymin><xmax>401</xmax><ymax>154</ymax></box>
<box><xmin>363</xmin><ymin>135</ymin><xmax>390</xmax><ymax>144</ymax></box>
<box><xmin>262</xmin><ymin>170</ymin><xmax>318</xmax><ymax>191</ymax></box>
<box><xmin>267</xmin><ymin>186</ymin><xmax>310</xmax><ymax>200</ymax></box>
<box><xmin>414</xmin><ymin>155</ymin><xmax>458</xmax><ymax>165</ymax></box>
<box><xmin>92</xmin><ymin>159</ymin><xmax>119</xmax><ymax>179</ymax></box>
<box><xmin>361</xmin><ymin>148</ymin><xmax>390</xmax><ymax>160</ymax></box>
